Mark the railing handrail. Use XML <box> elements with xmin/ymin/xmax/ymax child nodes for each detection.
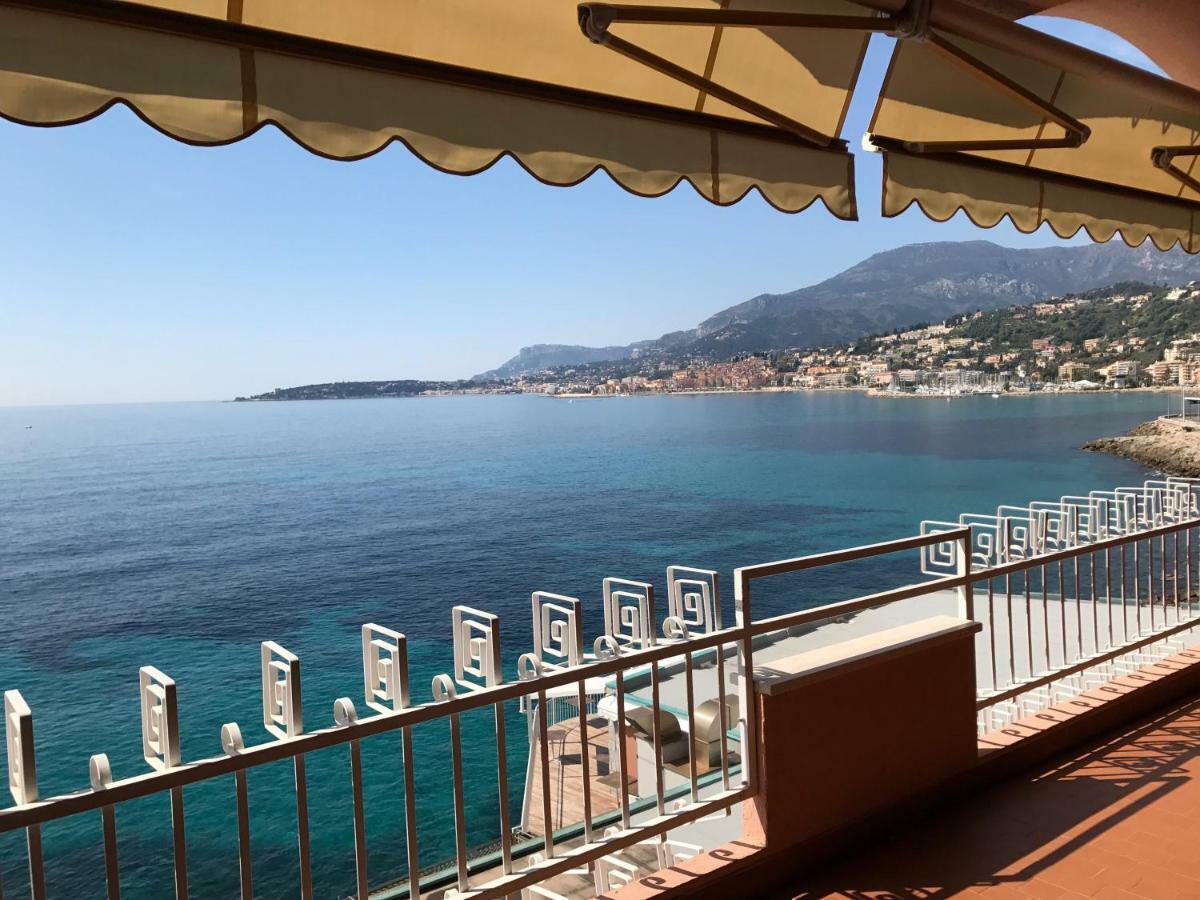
<box><xmin>745</xmin><ymin>574</ymin><xmax>971</xmax><ymax>640</ymax></box>
<box><xmin>0</xmin><ymin>622</ymin><xmax>746</xmax><ymax>833</ymax></box>
<box><xmin>734</xmin><ymin>528</ymin><xmax>970</xmax><ymax>582</ymax></box>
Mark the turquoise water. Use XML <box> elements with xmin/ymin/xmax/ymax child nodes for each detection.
<box><xmin>0</xmin><ymin>392</ymin><xmax>1164</xmax><ymax>897</ymax></box>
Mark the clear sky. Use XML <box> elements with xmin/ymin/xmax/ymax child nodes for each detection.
<box><xmin>0</xmin><ymin>19</ymin><xmax>1162</xmax><ymax>406</ymax></box>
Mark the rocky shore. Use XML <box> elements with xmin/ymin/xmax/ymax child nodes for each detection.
<box><xmin>1083</xmin><ymin>416</ymin><xmax>1200</xmax><ymax>477</ymax></box>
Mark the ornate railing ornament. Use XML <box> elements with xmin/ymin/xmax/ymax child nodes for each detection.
<box><xmin>516</xmin><ymin>652</ymin><xmax>543</xmax><ymax>682</ymax></box>
<box><xmin>361</xmin><ymin>624</ymin><xmax>410</xmax><ymax>714</ymax></box>
<box><xmin>333</xmin><ymin>697</ymin><xmax>358</xmax><ymax>727</ymax></box>
<box><xmin>450</xmin><ymin>605</ymin><xmax>501</xmax><ymax>692</ymax></box>
<box><xmin>1063</xmin><ymin>494</ymin><xmax>1112</xmax><ymax>542</ymax></box>
<box><xmin>1000</xmin><ymin>505</ymin><xmax>1047</xmax><ymax>555</ymax></box>
<box><xmin>139</xmin><ymin>667</ymin><xmax>181</xmax><ymax>771</ymax></box>
<box><xmin>921</xmin><ymin>477</ymin><xmax>1200</xmax><ymax>578</ymax></box>
<box><xmin>602</xmin><ymin>578</ymin><xmax>655</xmax><ymax>650</ymax></box>
<box><xmin>261</xmin><ymin>642</ymin><xmax>303</xmax><ymax>739</ymax></box>
<box><xmin>88</xmin><ymin>754</ymin><xmax>113</xmax><ymax>792</ymax></box>
<box><xmin>431</xmin><ymin>673</ymin><xmax>457</xmax><ymax>703</ymax></box>
<box><xmin>662</xmin><ymin>615</ymin><xmax>690</xmax><ymax>641</ymax></box>
<box><xmin>5</xmin><ymin>690</ymin><xmax>36</xmax><ymax>806</ymax></box>
<box><xmin>529</xmin><ymin>592</ymin><xmax>583</xmax><ymax>671</ymax></box>
<box><xmin>919</xmin><ymin>520</ymin><xmax>965</xmax><ymax>576</ymax></box>
<box><xmin>1031</xmin><ymin>500</ymin><xmax>1077</xmax><ymax>549</ymax></box>
<box><xmin>1091</xmin><ymin>490</ymin><xmax>1137</xmax><ymax>536</ymax></box>
<box><xmin>1006</xmin><ymin>511</ymin><xmax>1039</xmax><ymax>559</ymax></box>
<box><xmin>592</xmin><ymin>633</ymin><xmax>622</xmax><ymax>660</ymax></box>
<box><xmin>666</xmin><ymin>567</ymin><xmax>721</xmax><ymax>634</ymax></box>
<box><xmin>220</xmin><ymin>723</ymin><xmax>245</xmax><ymax>756</ymax></box>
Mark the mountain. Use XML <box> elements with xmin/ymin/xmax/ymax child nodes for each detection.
<box><xmin>474</xmin><ymin>240</ymin><xmax>1200</xmax><ymax>378</ymax></box>
<box><xmin>473</xmin><ymin>343</ymin><xmax>653</xmax><ymax>380</ymax></box>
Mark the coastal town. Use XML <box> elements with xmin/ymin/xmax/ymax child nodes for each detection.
<box><xmin>514</xmin><ymin>281</ymin><xmax>1200</xmax><ymax>398</ymax></box>
<box><xmin>240</xmin><ymin>281</ymin><xmax>1200</xmax><ymax>402</ymax></box>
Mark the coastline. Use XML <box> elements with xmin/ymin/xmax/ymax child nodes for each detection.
<box><xmin>236</xmin><ymin>384</ymin><xmax>1188</xmax><ymax>402</ymax></box>
<box><xmin>1083</xmin><ymin>415</ymin><xmax>1200</xmax><ymax>477</ymax></box>
<box><xmin>548</xmin><ymin>385</ymin><xmax>1185</xmax><ymax>401</ymax></box>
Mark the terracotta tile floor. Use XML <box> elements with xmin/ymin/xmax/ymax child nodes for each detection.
<box><xmin>789</xmin><ymin>697</ymin><xmax>1200</xmax><ymax>900</ymax></box>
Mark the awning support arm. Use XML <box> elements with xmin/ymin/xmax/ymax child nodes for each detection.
<box><xmin>893</xmin><ymin>33</ymin><xmax>1091</xmax><ymax>154</ymax></box>
<box><xmin>577</xmin><ymin>3</ymin><xmax>912</xmax><ymax>149</ymax></box>
<box><xmin>1153</xmin><ymin>146</ymin><xmax>1200</xmax><ymax>197</ymax></box>
<box><xmin>577</xmin><ymin>1</ymin><xmax>1086</xmax><ymax>154</ymax></box>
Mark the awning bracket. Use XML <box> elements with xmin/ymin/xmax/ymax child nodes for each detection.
<box><xmin>576</xmin><ymin>2</ymin><xmax>913</xmax><ymax>150</ymax></box>
<box><xmin>1153</xmin><ymin>145</ymin><xmax>1200</xmax><ymax>197</ymax></box>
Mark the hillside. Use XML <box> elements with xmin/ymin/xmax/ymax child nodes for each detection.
<box><xmin>476</xmin><ymin>240</ymin><xmax>1200</xmax><ymax>379</ymax></box>
<box><xmin>855</xmin><ymin>281</ymin><xmax>1200</xmax><ymax>381</ymax></box>
<box><xmin>473</xmin><ymin>343</ymin><xmax>651</xmax><ymax>381</ymax></box>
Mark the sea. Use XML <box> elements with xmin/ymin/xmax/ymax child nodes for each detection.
<box><xmin>0</xmin><ymin>391</ymin><xmax>1170</xmax><ymax>898</ymax></box>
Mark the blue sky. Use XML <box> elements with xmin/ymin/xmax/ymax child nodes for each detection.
<box><xmin>0</xmin><ymin>19</ymin><xmax>1161</xmax><ymax>406</ymax></box>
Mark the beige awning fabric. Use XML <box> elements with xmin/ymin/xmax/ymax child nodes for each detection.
<box><xmin>0</xmin><ymin>0</ymin><xmax>872</xmax><ymax>216</ymax></box>
<box><xmin>868</xmin><ymin>28</ymin><xmax>1200</xmax><ymax>252</ymax></box>
<box><xmin>1013</xmin><ymin>0</ymin><xmax>1200</xmax><ymax>92</ymax></box>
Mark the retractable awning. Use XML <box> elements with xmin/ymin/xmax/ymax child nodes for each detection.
<box><xmin>0</xmin><ymin>0</ymin><xmax>875</xmax><ymax>216</ymax></box>
<box><xmin>5</xmin><ymin>0</ymin><xmax>1200</xmax><ymax>253</ymax></box>
<box><xmin>864</xmin><ymin>1</ymin><xmax>1200</xmax><ymax>252</ymax></box>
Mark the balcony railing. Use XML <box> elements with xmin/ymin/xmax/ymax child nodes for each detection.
<box><xmin>921</xmin><ymin>476</ymin><xmax>1200</xmax><ymax>731</ymax></box>
<box><xmin>4</xmin><ymin>477</ymin><xmax>1200</xmax><ymax>899</ymax></box>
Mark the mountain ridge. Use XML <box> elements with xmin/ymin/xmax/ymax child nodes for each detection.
<box><xmin>474</xmin><ymin>240</ymin><xmax>1200</xmax><ymax>379</ymax></box>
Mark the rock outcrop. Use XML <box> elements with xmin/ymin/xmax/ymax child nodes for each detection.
<box><xmin>1083</xmin><ymin>416</ymin><xmax>1200</xmax><ymax>477</ymax></box>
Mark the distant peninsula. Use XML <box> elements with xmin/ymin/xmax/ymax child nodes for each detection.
<box><xmin>235</xmin><ymin>380</ymin><xmax>507</xmax><ymax>401</ymax></box>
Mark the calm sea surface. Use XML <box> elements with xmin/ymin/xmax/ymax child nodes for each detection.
<box><xmin>0</xmin><ymin>392</ymin><xmax>1168</xmax><ymax>897</ymax></box>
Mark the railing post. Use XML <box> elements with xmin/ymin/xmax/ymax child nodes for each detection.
<box><xmin>4</xmin><ymin>690</ymin><xmax>43</xmax><ymax>900</ymax></box>
<box><xmin>138</xmin><ymin>667</ymin><xmax>186</xmax><ymax>900</ymax></box>
<box><xmin>957</xmin><ymin>526</ymin><xmax>975</xmax><ymax>621</ymax></box>
<box><xmin>89</xmin><ymin>754</ymin><xmax>121</xmax><ymax>900</ymax></box>
<box><xmin>219</xmin><ymin>724</ymin><xmax>253</xmax><ymax>900</ymax></box>
<box><xmin>733</xmin><ymin>568</ymin><xmax>758</xmax><ymax>796</ymax></box>
<box><xmin>261</xmin><ymin>642</ymin><xmax>310</xmax><ymax>900</ymax></box>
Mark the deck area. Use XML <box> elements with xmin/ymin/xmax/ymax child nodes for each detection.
<box><xmin>524</xmin><ymin>714</ymin><xmax>626</xmax><ymax>836</ymax></box>
<box><xmin>789</xmin><ymin>696</ymin><xmax>1200</xmax><ymax>899</ymax></box>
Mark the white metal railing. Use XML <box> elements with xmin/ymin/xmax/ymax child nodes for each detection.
<box><xmin>5</xmin><ymin>480</ymin><xmax>1200</xmax><ymax>899</ymax></box>
<box><xmin>921</xmin><ymin>477</ymin><xmax>1200</xmax><ymax>731</ymax></box>
<box><xmin>1</xmin><ymin>569</ymin><xmax>748</xmax><ymax>900</ymax></box>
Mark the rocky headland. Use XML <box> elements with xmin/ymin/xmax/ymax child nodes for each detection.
<box><xmin>1083</xmin><ymin>416</ymin><xmax>1200</xmax><ymax>477</ymax></box>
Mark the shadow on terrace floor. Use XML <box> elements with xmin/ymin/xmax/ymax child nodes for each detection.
<box><xmin>787</xmin><ymin>697</ymin><xmax>1200</xmax><ymax>899</ymax></box>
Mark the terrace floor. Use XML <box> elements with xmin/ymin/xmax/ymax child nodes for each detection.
<box><xmin>788</xmin><ymin>695</ymin><xmax>1200</xmax><ymax>899</ymax></box>
<box><xmin>524</xmin><ymin>714</ymin><xmax>623</xmax><ymax>836</ymax></box>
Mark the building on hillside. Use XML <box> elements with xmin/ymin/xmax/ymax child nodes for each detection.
<box><xmin>1101</xmin><ymin>360</ymin><xmax>1139</xmax><ymax>388</ymax></box>
<box><xmin>1058</xmin><ymin>361</ymin><xmax>1090</xmax><ymax>382</ymax></box>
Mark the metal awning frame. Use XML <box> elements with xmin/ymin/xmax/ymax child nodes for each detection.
<box><xmin>578</xmin><ymin>0</ymin><xmax>1086</xmax><ymax>156</ymax></box>
<box><xmin>1153</xmin><ymin>146</ymin><xmax>1200</xmax><ymax>198</ymax></box>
